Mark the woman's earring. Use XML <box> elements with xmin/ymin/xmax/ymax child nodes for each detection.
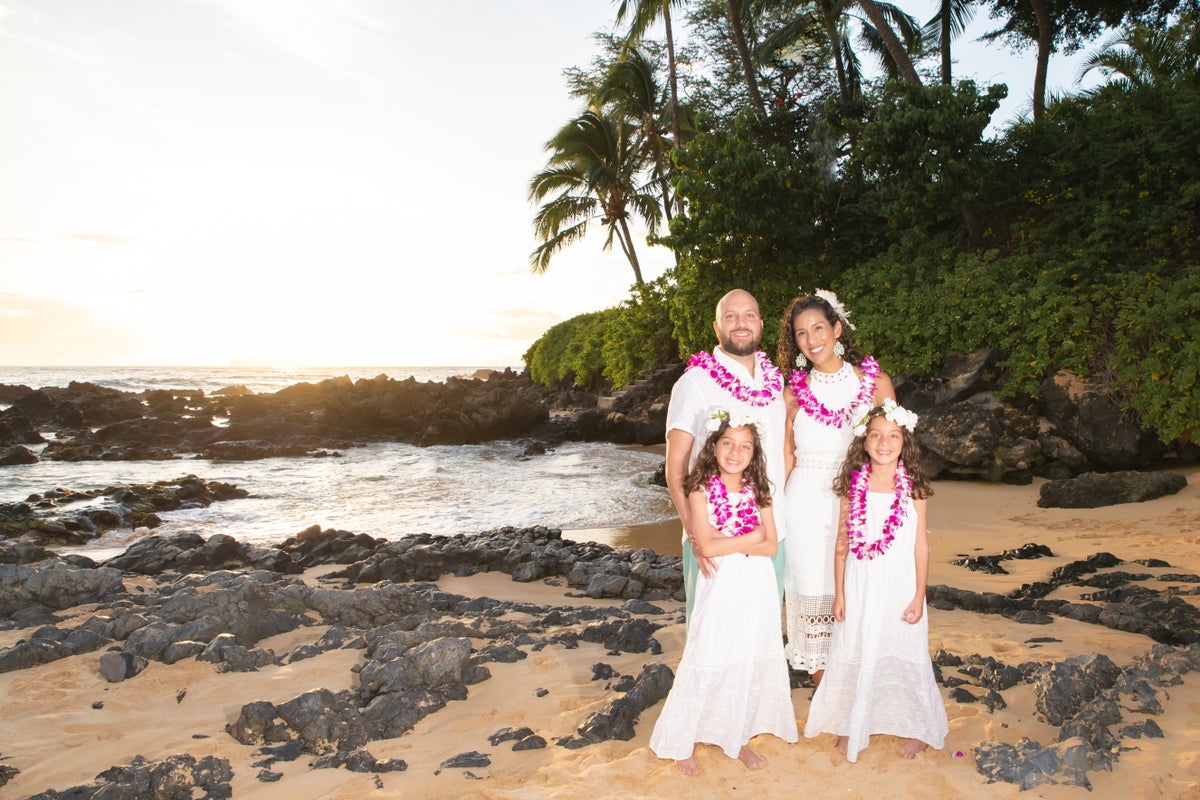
<box><xmin>833</xmin><ymin>341</ymin><xmax>846</xmax><ymax>357</ymax></box>
<box><xmin>794</xmin><ymin>353</ymin><xmax>808</xmax><ymax>369</ymax></box>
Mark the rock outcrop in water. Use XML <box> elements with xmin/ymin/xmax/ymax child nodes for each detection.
<box><xmin>0</xmin><ymin>476</ymin><xmax>248</xmax><ymax>548</ymax></box>
<box><xmin>0</xmin><ymin>370</ymin><xmax>551</xmax><ymax>463</ymax></box>
<box><xmin>2</xmin><ymin>352</ymin><xmax>1195</xmax><ymax>483</ymax></box>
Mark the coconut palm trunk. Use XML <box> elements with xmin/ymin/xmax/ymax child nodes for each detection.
<box><xmin>938</xmin><ymin>0</ymin><xmax>953</xmax><ymax>83</ymax></box>
<box><xmin>615</xmin><ymin>216</ymin><xmax>646</xmax><ymax>285</ymax></box>
<box><xmin>820</xmin><ymin>0</ymin><xmax>852</xmax><ymax>101</ymax></box>
<box><xmin>662</xmin><ymin>3</ymin><xmax>682</xmax><ymax>151</ymax></box>
<box><xmin>1029</xmin><ymin>0</ymin><xmax>1053</xmax><ymax>120</ymax></box>
<box><xmin>857</xmin><ymin>0</ymin><xmax>921</xmax><ymax>84</ymax></box>
<box><xmin>727</xmin><ymin>0</ymin><xmax>767</xmax><ymax>114</ymax></box>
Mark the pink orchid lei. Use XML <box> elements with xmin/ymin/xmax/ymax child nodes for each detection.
<box><xmin>846</xmin><ymin>460</ymin><xmax>910</xmax><ymax>560</ymax></box>
<box><xmin>706</xmin><ymin>475</ymin><xmax>760</xmax><ymax>537</ymax></box>
<box><xmin>789</xmin><ymin>355</ymin><xmax>880</xmax><ymax>428</ymax></box>
<box><xmin>687</xmin><ymin>350</ymin><xmax>782</xmax><ymax>407</ymax></box>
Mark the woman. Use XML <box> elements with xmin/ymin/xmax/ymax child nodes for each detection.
<box><xmin>777</xmin><ymin>290</ymin><xmax>894</xmax><ymax>685</ymax></box>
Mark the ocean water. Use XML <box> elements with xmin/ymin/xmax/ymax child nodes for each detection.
<box><xmin>0</xmin><ymin>365</ymin><xmax>511</xmax><ymax>397</ymax></box>
<box><xmin>0</xmin><ymin>367</ymin><xmax>676</xmax><ymax>560</ymax></box>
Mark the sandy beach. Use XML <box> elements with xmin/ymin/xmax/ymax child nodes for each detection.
<box><xmin>3</xmin><ymin>467</ymin><xmax>1199</xmax><ymax>799</ymax></box>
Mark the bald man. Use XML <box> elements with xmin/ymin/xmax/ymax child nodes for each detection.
<box><xmin>664</xmin><ymin>289</ymin><xmax>788</xmax><ymax>621</ymax></box>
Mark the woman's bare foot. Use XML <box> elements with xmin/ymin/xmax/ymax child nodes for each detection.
<box><xmin>738</xmin><ymin>745</ymin><xmax>766</xmax><ymax>770</ymax></box>
<box><xmin>674</xmin><ymin>756</ymin><xmax>700</xmax><ymax>776</ymax></box>
<box><xmin>899</xmin><ymin>739</ymin><xmax>929</xmax><ymax>759</ymax></box>
<box><xmin>835</xmin><ymin>736</ymin><xmax>849</xmax><ymax>756</ymax></box>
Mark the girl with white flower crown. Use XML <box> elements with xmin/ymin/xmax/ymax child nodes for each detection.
<box><xmin>803</xmin><ymin>400</ymin><xmax>948</xmax><ymax>763</ymax></box>
<box><xmin>776</xmin><ymin>289</ymin><xmax>896</xmax><ymax>685</ymax></box>
<box><xmin>650</xmin><ymin>409</ymin><xmax>798</xmax><ymax>776</ymax></box>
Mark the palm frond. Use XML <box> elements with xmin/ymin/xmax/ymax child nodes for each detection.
<box><xmin>530</xmin><ymin>220</ymin><xmax>591</xmax><ymax>274</ymax></box>
<box><xmin>532</xmin><ymin>195</ymin><xmax>599</xmax><ymax>240</ymax></box>
<box><xmin>922</xmin><ymin>0</ymin><xmax>976</xmax><ymax>42</ymax></box>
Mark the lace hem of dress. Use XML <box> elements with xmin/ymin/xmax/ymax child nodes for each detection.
<box><xmin>788</xmin><ymin>651</ymin><xmax>829</xmax><ymax>673</ymax></box>
<box><xmin>786</xmin><ymin>627</ymin><xmax>833</xmax><ymax>672</ymax></box>
<box><xmin>785</xmin><ymin>605</ymin><xmax>834</xmax><ymax>672</ymax></box>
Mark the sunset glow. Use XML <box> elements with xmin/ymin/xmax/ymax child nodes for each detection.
<box><xmin>0</xmin><ymin>0</ymin><xmax>1086</xmax><ymax>368</ymax></box>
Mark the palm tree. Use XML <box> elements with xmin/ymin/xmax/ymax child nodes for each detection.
<box><xmin>817</xmin><ymin>1</ymin><xmax>861</xmax><ymax>103</ymax></box>
<box><xmin>594</xmin><ymin>47</ymin><xmax>681</xmax><ymax>222</ymax></box>
<box><xmin>1078</xmin><ymin>13</ymin><xmax>1199</xmax><ymax>90</ymax></box>
<box><xmin>614</xmin><ymin>0</ymin><xmax>686</xmax><ymax>156</ymax></box>
<box><xmin>760</xmin><ymin>0</ymin><xmax>925</xmax><ymax>104</ymax></box>
<box><xmin>529</xmin><ymin>110</ymin><xmax>664</xmax><ymax>286</ymax></box>
<box><xmin>727</xmin><ymin>0</ymin><xmax>767</xmax><ymax>114</ymax></box>
<box><xmin>925</xmin><ymin>0</ymin><xmax>978</xmax><ymax>84</ymax></box>
<box><xmin>856</xmin><ymin>0</ymin><xmax>922</xmax><ymax>84</ymax></box>
<box><xmin>1029</xmin><ymin>0</ymin><xmax>1052</xmax><ymax>120</ymax></box>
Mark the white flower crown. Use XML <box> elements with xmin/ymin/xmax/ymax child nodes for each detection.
<box><xmin>800</xmin><ymin>287</ymin><xmax>856</xmax><ymax>331</ymax></box>
<box><xmin>705</xmin><ymin>407</ymin><xmax>763</xmax><ymax>434</ymax></box>
<box><xmin>852</xmin><ymin>397</ymin><xmax>918</xmax><ymax>437</ymax></box>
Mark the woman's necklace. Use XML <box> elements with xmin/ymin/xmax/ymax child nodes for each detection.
<box><xmin>846</xmin><ymin>460</ymin><xmax>910</xmax><ymax>560</ymax></box>
<box><xmin>706</xmin><ymin>474</ymin><xmax>760</xmax><ymax>537</ymax></box>
<box><xmin>789</xmin><ymin>355</ymin><xmax>879</xmax><ymax>427</ymax></box>
<box><xmin>688</xmin><ymin>350</ymin><xmax>782</xmax><ymax>407</ymax></box>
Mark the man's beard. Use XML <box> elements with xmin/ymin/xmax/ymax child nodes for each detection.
<box><xmin>720</xmin><ymin>331</ymin><xmax>760</xmax><ymax>357</ymax></box>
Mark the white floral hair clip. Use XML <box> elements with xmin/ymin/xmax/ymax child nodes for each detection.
<box><xmin>706</xmin><ymin>407</ymin><xmax>763</xmax><ymax>433</ymax></box>
<box><xmin>852</xmin><ymin>398</ymin><xmax>918</xmax><ymax>437</ymax></box>
<box><xmin>802</xmin><ymin>287</ymin><xmax>856</xmax><ymax>331</ymax></box>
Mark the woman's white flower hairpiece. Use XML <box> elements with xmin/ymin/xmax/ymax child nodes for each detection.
<box><xmin>706</xmin><ymin>407</ymin><xmax>763</xmax><ymax>433</ymax></box>
<box><xmin>852</xmin><ymin>398</ymin><xmax>918</xmax><ymax>437</ymax></box>
<box><xmin>800</xmin><ymin>287</ymin><xmax>856</xmax><ymax>331</ymax></box>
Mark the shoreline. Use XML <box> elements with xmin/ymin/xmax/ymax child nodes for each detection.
<box><xmin>564</xmin><ymin>519</ymin><xmax>682</xmax><ymax>556</ymax></box>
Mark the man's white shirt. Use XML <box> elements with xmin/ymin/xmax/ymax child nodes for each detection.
<box><xmin>665</xmin><ymin>346</ymin><xmax>788</xmax><ymax>542</ymax></box>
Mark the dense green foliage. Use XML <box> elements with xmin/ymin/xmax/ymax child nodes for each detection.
<box><xmin>524</xmin><ymin>310</ymin><xmax>614</xmax><ymax>391</ymax></box>
<box><xmin>838</xmin><ymin>73</ymin><xmax>1200</xmax><ymax>442</ymax></box>
<box><xmin>525</xmin><ymin>8</ymin><xmax>1200</xmax><ymax>443</ymax></box>
<box><xmin>523</xmin><ymin>284</ymin><xmax>677</xmax><ymax>390</ymax></box>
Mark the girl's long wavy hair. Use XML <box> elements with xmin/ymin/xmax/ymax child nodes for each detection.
<box><xmin>684</xmin><ymin>420</ymin><xmax>773</xmax><ymax>506</ymax></box>
<box><xmin>833</xmin><ymin>408</ymin><xmax>934</xmax><ymax>500</ymax></box>
<box><xmin>776</xmin><ymin>294</ymin><xmax>865</xmax><ymax>374</ymax></box>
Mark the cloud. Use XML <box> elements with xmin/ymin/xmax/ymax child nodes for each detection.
<box><xmin>0</xmin><ymin>232</ymin><xmax>132</xmax><ymax>249</ymax></box>
<box><xmin>445</xmin><ymin>306</ymin><xmax>560</xmax><ymax>342</ymax></box>
<box><xmin>195</xmin><ymin>0</ymin><xmax>402</xmax><ymax>83</ymax></box>
<box><xmin>0</xmin><ymin>292</ymin><xmax>145</xmax><ymax>365</ymax></box>
<box><xmin>60</xmin><ymin>232</ymin><xmax>132</xmax><ymax>247</ymax></box>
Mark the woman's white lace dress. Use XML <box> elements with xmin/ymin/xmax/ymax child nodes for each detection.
<box><xmin>784</xmin><ymin>362</ymin><xmax>862</xmax><ymax>672</ymax></box>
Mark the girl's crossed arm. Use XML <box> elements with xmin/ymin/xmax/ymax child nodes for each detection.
<box><xmin>687</xmin><ymin>490</ymin><xmax>775</xmax><ymax>559</ymax></box>
<box><xmin>738</xmin><ymin>505</ymin><xmax>779</xmax><ymax>558</ymax></box>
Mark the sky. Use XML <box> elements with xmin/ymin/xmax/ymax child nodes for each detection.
<box><xmin>0</xmin><ymin>1</ymin><xmax>1102</xmax><ymax>368</ymax></box>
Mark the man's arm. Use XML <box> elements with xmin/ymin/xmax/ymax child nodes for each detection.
<box><xmin>666</xmin><ymin>427</ymin><xmax>718</xmax><ymax>578</ymax></box>
<box><xmin>665</xmin><ymin>427</ymin><xmax>695</xmax><ymax>536</ymax></box>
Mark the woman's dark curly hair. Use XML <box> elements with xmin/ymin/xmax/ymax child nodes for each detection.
<box><xmin>776</xmin><ymin>294</ymin><xmax>865</xmax><ymax>374</ymax></box>
<box><xmin>683</xmin><ymin>418</ymin><xmax>773</xmax><ymax>506</ymax></box>
<box><xmin>832</xmin><ymin>407</ymin><xmax>934</xmax><ymax>500</ymax></box>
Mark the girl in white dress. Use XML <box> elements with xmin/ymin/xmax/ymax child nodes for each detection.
<box><xmin>803</xmin><ymin>400</ymin><xmax>948</xmax><ymax>762</ymax></box>
<box><xmin>650</xmin><ymin>409</ymin><xmax>798</xmax><ymax>776</ymax></box>
<box><xmin>777</xmin><ymin>290</ymin><xmax>895</xmax><ymax>684</ymax></box>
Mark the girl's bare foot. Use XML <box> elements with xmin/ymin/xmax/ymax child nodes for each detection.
<box><xmin>675</xmin><ymin>756</ymin><xmax>700</xmax><ymax>776</ymax></box>
<box><xmin>899</xmin><ymin>739</ymin><xmax>929</xmax><ymax>759</ymax></box>
<box><xmin>835</xmin><ymin>736</ymin><xmax>849</xmax><ymax>756</ymax></box>
<box><xmin>738</xmin><ymin>745</ymin><xmax>766</xmax><ymax>770</ymax></box>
